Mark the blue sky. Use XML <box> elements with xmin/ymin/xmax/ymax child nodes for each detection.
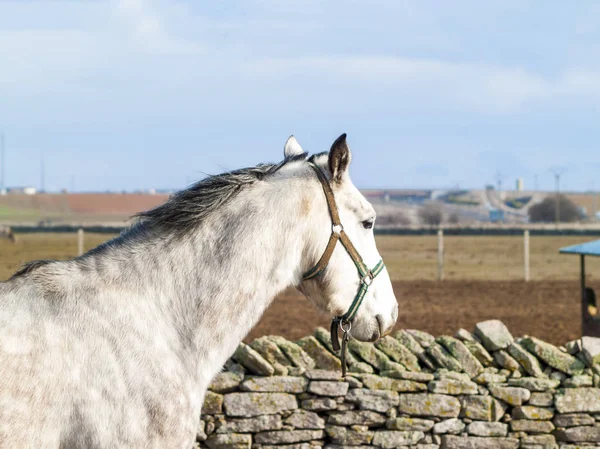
<box><xmin>1</xmin><ymin>1</ymin><xmax>600</xmax><ymax>192</ymax></box>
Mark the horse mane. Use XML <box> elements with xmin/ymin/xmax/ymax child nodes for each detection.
<box><xmin>134</xmin><ymin>153</ymin><xmax>308</xmax><ymax>237</ymax></box>
<box><xmin>10</xmin><ymin>259</ymin><xmax>57</xmax><ymax>280</ymax></box>
<box><xmin>5</xmin><ymin>153</ymin><xmax>310</xmax><ymax>281</ymax></box>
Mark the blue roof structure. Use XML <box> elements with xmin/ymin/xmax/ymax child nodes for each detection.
<box><xmin>560</xmin><ymin>239</ymin><xmax>600</xmax><ymax>257</ymax></box>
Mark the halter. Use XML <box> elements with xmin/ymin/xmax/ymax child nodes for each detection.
<box><xmin>302</xmin><ymin>162</ymin><xmax>385</xmax><ymax>377</ymax></box>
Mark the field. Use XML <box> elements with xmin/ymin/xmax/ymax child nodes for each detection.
<box><xmin>2</xmin><ymin>233</ymin><xmax>598</xmax><ymax>345</ymax></box>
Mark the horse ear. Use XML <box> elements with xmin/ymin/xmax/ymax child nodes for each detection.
<box><xmin>284</xmin><ymin>135</ymin><xmax>304</xmax><ymax>159</ymax></box>
<box><xmin>328</xmin><ymin>133</ymin><xmax>351</xmax><ymax>182</ymax></box>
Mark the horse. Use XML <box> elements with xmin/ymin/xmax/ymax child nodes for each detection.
<box><xmin>0</xmin><ymin>134</ymin><xmax>398</xmax><ymax>449</ymax></box>
<box><xmin>0</xmin><ymin>225</ymin><xmax>16</xmax><ymax>243</ymax></box>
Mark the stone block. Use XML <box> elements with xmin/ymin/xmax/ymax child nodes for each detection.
<box><xmin>307</xmin><ymin>381</ymin><xmax>349</xmax><ymax>397</ymax></box>
<box><xmin>554</xmin><ymin>426</ymin><xmax>600</xmax><ymax>443</ymax></box>
<box><xmin>397</xmin><ymin>393</ymin><xmax>461</xmax><ymax>418</ymax></box>
<box><xmin>520</xmin><ymin>337</ymin><xmax>585</xmax><ymax>376</ymax></box>
<box><xmin>296</xmin><ymin>336</ymin><xmax>341</xmax><ymax>371</ymax></box>
<box><xmin>372</xmin><ymin>430</ymin><xmax>424</xmax><ymax>448</ymax></box>
<box><xmin>428</xmin><ymin>378</ymin><xmax>478</xmax><ymax>395</ymax></box>
<box><xmin>487</xmin><ymin>384</ymin><xmax>531</xmax><ymax>406</ymax></box>
<box><xmin>507</xmin><ymin>342</ymin><xmax>546</xmax><ymax>378</ymax></box>
<box><xmin>223</xmin><ymin>392</ymin><xmax>297</xmax><ymax>417</ymax></box>
<box><xmin>474</xmin><ymin>320</ymin><xmax>514</xmax><ymax>351</ymax></box>
<box><xmin>386</xmin><ymin>417</ymin><xmax>435</xmax><ymax>432</ymax></box>
<box><xmin>203</xmin><ymin>391</ymin><xmax>224</xmax><ymax>414</ymax></box>
<box><xmin>232</xmin><ymin>343</ymin><xmax>274</xmax><ymax>376</ymax></box>
<box><xmin>359</xmin><ymin>374</ymin><xmax>427</xmax><ymax>392</ymax></box>
<box><xmin>437</xmin><ymin>336</ymin><xmax>484</xmax><ymax>378</ymax></box>
<box><xmin>300</xmin><ymin>398</ymin><xmax>337</xmax><ymax>412</ymax></box>
<box><xmin>375</xmin><ymin>336</ymin><xmax>421</xmax><ymax>371</ymax></box>
<box><xmin>346</xmin><ymin>388</ymin><xmax>400</xmax><ymax>413</ymax></box>
<box><xmin>463</xmin><ymin>340</ymin><xmax>494</xmax><ymax>367</ymax></box>
<box><xmin>493</xmin><ymin>350</ymin><xmax>521</xmax><ymax>372</ymax></box>
<box><xmin>284</xmin><ymin>410</ymin><xmax>325</xmax><ymax>430</ymax></box>
<box><xmin>325</xmin><ymin>426</ymin><xmax>374</xmax><ymax>445</ymax></box>
<box><xmin>466</xmin><ymin>421</ymin><xmax>508</xmax><ymax>437</ymax></box>
<box><xmin>553</xmin><ymin>413</ymin><xmax>595</xmax><ymax>427</ymax></box>
<box><xmin>509</xmin><ymin>420</ymin><xmax>555</xmax><ymax>433</ymax></box>
<box><xmin>582</xmin><ymin>336</ymin><xmax>600</xmax><ymax>366</ymax></box>
<box><xmin>406</xmin><ymin>329</ymin><xmax>435</xmax><ymax>348</ymax></box>
<box><xmin>555</xmin><ymin>388</ymin><xmax>600</xmax><ymax>413</ymax></box>
<box><xmin>440</xmin><ymin>435</ymin><xmax>519</xmax><ymax>449</ymax></box>
<box><xmin>529</xmin><ymin>391</ymin><xmax>554</xmax><ymax>407</ymax></box>
<box><xmin>507</xmin><ymin>377</ymin><xmax>560</xmax><ymax>391</ymax></box>
<box><xmin>215</xmin><ymin>415</ymin><xmax>282</xmax><ymax>434</ymax></box>
<box><xmin>209</xmin><ymin>371</ymin><xmax>245</xmax><ymax>393</ymax></box>
<box><xmin>267</xmin><ymin>336</ymin><xmax>316</xmax><ymax>370</ymax></box>
<box><xmin>240</xmin><ymin>376</ymin><xmax>308</xmax><ymax>393</ymax></box>
<box><xmin>205</xmin><ymin>434</ymin><xmax>252</xmax><ymax>449</ymax></box>
<box><xmin>328</xmin><ymin>410</ymin><xmax>387</xmax><ymax>427</ymax></box>
<box><xmin>511</xmin><ymin>406</ymin><xmax>554</xmax><ymax>420</ymax></box>
<box><xmin>254</xmin><ymin>430</ymin><xmax>324</xmax><ymax>445</ymax></box>
<box><xmin>432</xmin><ymin>418</ymin><xmax>465</xmax><ymax>435</ymax></box>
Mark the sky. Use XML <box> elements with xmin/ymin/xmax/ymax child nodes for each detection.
<box><xmin>1</xmin><ymin>1</ymin><xmax>600</xmax><ymax>192</ymax></box>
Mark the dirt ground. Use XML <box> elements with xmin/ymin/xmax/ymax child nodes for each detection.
<box><xmin>247</xmin><ymin>280</ymin><xmax>585</xmax><ymax>346</ymax></box>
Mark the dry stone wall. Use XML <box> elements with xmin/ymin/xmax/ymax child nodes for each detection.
<box><xmin>196</xmin><ymin>320</ymin><xmax>600</xmax><ymax>449</ymax></box>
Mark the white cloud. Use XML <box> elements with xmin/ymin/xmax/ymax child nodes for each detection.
<box><xmin>110</xmin><ymin>0</ymin><xmax>203</xmax><ymax>55</ymax></box>
<box><xmin>244</xmin><ymin>56</ymin><xmax>600</xmax><ymax>113</ymax></box>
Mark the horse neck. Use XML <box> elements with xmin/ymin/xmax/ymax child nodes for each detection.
<box><xmin>92</xmin><ymin>174</ymin><xmax>325</xmax><ymax>387</ymax></box>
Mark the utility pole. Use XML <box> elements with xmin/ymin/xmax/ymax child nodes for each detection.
<box><xmin>0</xmin><ymin>133</ymin><xmax>4</xmax><ymax>193</ymax></box>
<box><xmin>591</xmin><ymin>182</ymin><xmax>598</xmax><ymax>222</ymax></box>
<box><xmin>550</xmin><ymin>168</ymin><xmax>567</xmax><ymax>224</ymax></box>
<box><xmin>495</xmin><ymin>171</ymin><xmax>505</xmax><ymax>192</ymax></box>
<box><xmin>40</xmin><ymin>157</ymin><xmax>45</xmax><ymax>193</ymax></box>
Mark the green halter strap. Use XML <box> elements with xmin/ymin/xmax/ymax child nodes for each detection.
<box><xmin>302</xmin><ymin>162</ymin><xmax>385</xmax><ymax>377</ymax></box>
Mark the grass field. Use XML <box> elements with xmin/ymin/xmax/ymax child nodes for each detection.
<box><xmin>1</xmin><ymin>233</ymin><xmax>597</xmax><ymax>282</ymax></box>
<box><xmin>377</xmin><ymin>235</ymin><xmax>600</xmax><ymax>281</ymax></box>
<box><xmin>0</xmin><ymin>233</ymin><xmax>115</xmax><ymax>280</ymax></box>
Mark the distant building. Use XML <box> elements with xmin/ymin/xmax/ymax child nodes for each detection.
<box><xmin>362</xmin><ymin>190</ymin><xmax>432</xmax><ymax>204</ymax></box>
<box><xmin>489</xmin><ymin>208</ymin><xmax>505</xmax><ymax>223</ymax></box>
<box><xmin>7</xmin><ymin>186</ymin><xmax>37</xmax><ymax>195</ymax></box>
<box><xmin>516</xmin><ymin>178</ymin><xmax>524</xmax><ymax>191</ymax></box>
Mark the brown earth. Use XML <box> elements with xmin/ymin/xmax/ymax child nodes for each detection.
<box><xmin>247</xmin><ymin>280</ymin><xmax>586</xmax><ymax>346</ymax></box>
<box><xmin>0</xmin><ymin>193</ymin><xmax>169</xmax><ymax>223</ymax></box>
<box><xmin>0</xmin><ymin>193</ymin><xmax>168</xmax><ymax>215</ymax></box>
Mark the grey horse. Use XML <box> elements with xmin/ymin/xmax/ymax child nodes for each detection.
<box><xmin>0</xmin><ymin>134</ymin><xmax>397</xmax><ymax>448</ymax></box>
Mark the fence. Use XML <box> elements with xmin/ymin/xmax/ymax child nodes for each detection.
<box><xmin>435</xmin><ymin>229</ymin><xmax>534</xmax><ymax>282</ymax></box>
<box><xmin>6</xmin><ymin>224</ymin><xmax>600</xmax><ymax>281</ymax></box>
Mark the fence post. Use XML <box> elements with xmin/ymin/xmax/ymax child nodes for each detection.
<box><xmin>437</xmin><ymin>228</ymin><xmax>444</xmax><ymax>281</ymax></box>
<box><xmin>524</xmin><ymin>230</ymin><xmax>530</xmax><ymax>281</ymax></box>
<box><xmin>77</xmin><ymin>228</ymin><xmax>84</xmax><ymax>256</ymax></box>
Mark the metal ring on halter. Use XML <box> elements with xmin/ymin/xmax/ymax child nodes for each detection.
<box><xmin>361</xmin><ymin>274</ymin><xmax>373</xmax><ymax>286</ymax></box>
<box><xmin>340</xmin><ymin>320</ymin><xmax>351</xmax><ymax>332</ymax></box>
<box><xmin>332</xmin><ymin>224</ymin><xmax>343</xmax><ymax>235</ymax></box>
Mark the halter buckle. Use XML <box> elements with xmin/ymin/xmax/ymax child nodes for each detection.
<box><xmin>362</xmin><ymin>273</ymin><xmax>373</xmax><ymax>286</ymax></box>
<box><xmin>340</xmin><ymin>320</ymin><xmax>351</xmax><ymax>332</ymax></box>
<box><xmin>332</xmin><ymin>224</ymin><xmax>343</xmax><ymax>235</ymax></box>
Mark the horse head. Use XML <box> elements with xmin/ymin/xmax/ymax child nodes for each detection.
<box><xmin>290</xmin><ymin>134</ymin><xmax>398</xmax><ymax>343</ymax></box>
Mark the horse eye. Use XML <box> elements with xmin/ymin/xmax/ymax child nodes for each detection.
<box><xmin>362</xmin><ymin>220</ymin><xmax>374</xmax><ymax>230</ymax></box>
